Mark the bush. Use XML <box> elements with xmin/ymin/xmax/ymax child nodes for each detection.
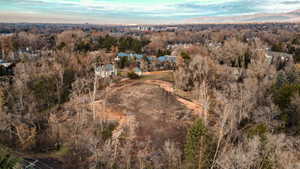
<box><xmin>28</xmin><ymin>75</ymin><xmax>58</xmax><ymax>111</ymax></box>
<box><xmin>127</xmin><ymin>72</ymin><xmax>140</xmax><ymax>79</ymax></box>
<box><xmin>0</xmin><ymin>148</ymin><xmax>21</xmax><ymax>169</ymax></box>
<box><xmin>247</xmin><ymin>123</ymin><xmax>268</xmax><ymax>140</ymax></box>
<box><xmin>271</xmin><ymin>42</ymin><xmax>285</xmax><ymax>52</ymax></box>
<box><xmin>273</xmin><ymin>84</ymin><xmax>300</xmax><ymax>110</ymax></box>
<box><xmin>57</xmin><ymin>42</ymin><xmax>66</xmax><ymax>50</ymax></box>
<box><xmin>75</xmin><ymin>41</ymin><xmax>91</xmax><ymax>53</ymax></box>
<box><xmin>181</xmin><ymin>52</ymin><xmax>191</xmax><ymax>64</ymax></box>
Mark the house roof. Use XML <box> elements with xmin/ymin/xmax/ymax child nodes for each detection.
<box><xmin>147</xmin><ymin>56</ymin><xmax>157</xmax><ymax>61</ymax></box>
<box><xmin>135</xmin><ymin>54</ymin><xmax>143</xmax><ymax>60</ymax></box>
<box><xmin>118</xmin><ymin>52</ymin><xmax>129</xmax><ymax>57</ymax></box>
<box><xmin>103</xmin><ymin>64</ymin><xmax>114</xmax><ymax>71</ymax></box>
<box><xmin>96</xmin><ymin>64</ymin><xmax>114</xmax><ymax>72</ymax></box>
<box><xmin>117</xmin><ymin>52</ymin><xmax>144</xmax><ymax>59</ymax></box>
<box><xmin>158</xmin><ymin>55</ymin><xmax>176</xmax><ymax>62</ymax></box>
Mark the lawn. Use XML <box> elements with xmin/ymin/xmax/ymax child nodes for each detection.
<box><xmin>140</xmin><ymin>71</ymin><xmax>175</xmax><ymax>82</ymax></box>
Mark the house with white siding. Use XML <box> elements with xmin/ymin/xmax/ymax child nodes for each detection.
<box><xmin>95</xmin><ymin>64</ymin><xmax>118</xmax><ymax>78</ymax></box>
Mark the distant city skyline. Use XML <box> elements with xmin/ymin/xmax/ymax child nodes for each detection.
<box><xmin>1</xmin><ymin>0</ymin><xmax>300</xmax><ymax>24</ymax></box>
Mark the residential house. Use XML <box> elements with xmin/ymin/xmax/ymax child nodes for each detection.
<box><xmin>265</xmin><ymin>51</ymin><xmax>293</xmax><ymax>70</ymax></box>
<box><xmin>0</xmin><ymin>59</ymin><xmax>14</xmax><ymax>76</ymax></box>
<box><xmin>95</xmin><ymin>64</ymin><xmax>118</xmax><ymax>78</ymax></box>
<box><xmin>156</xmin><ymin>55</ymin><xmax>177</xmax><ymax>70</ymax></box>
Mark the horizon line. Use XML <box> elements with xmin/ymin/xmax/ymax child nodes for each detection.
<box><xmin>0</xmin><ymin>21</ymin><xmax>299</xmax><ymax>27</ymax></box>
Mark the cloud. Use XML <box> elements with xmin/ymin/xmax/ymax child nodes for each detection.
<box><xmin>1</xmin><ymin>0</ymin><xmax>300</xmax><ymax>24</ymax></box>
<box><xmin>281</xmin><ymin>0</ymin><xmax>300</xmax><ymax>5</ymax></box>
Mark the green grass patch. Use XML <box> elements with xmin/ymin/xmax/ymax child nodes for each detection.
<box><xmin>140</xmin><ymin>71</ymin><xmax>174</xmax><ymax>82</ymax></box>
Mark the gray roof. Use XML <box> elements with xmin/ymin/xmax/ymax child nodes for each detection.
<box><xmin>103</xmin><ymin>64</ymin><xmax>114</xmax><ymax>71</ymax></box>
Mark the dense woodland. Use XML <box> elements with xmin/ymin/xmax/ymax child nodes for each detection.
<box><xmin>0</xmin><ymin>25</ymin><xmax>300</xmax><ymax>169</ymax></box>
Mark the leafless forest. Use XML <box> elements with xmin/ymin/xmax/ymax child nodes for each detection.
<box><xmin>0</xmin><ymin>24</ymin><xmax>300</xmax><ymax>169</ymax></box>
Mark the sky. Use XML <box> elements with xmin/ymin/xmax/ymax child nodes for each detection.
<box><xmin>1</xmin><ymin>0</ymin><xmax>300</xmax><ymax>24</ymax></box>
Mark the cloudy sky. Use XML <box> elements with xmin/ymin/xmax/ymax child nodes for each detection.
<box><xmin>0</xmin><ymin>0</ymin><xmax>300</xmax><ymax>24</ymax></box>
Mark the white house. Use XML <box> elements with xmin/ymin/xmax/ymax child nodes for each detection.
<box><xmin>95</xmin><ymin>64</ymin><xmax>118</xmax><ymax>78</ymax></box>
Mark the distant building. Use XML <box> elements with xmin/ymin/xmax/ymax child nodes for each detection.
<box><xmin>130</xmin><ymin>26</ymin><xmax>154</xmax><ymax>32</ymax></box>
<box><xmin>165</xmin><ymin>26</ymin><xmax>178</xmax><ymax>31</ymax></box>
<box><xmin>95</xmin><ymin>64</ymin><xmax>118</xmax><ymax>78</ymax></box>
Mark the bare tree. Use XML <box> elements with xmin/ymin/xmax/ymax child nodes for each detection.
<box><xmin>210</xmin><ymin>103</ymin><xmax>234</xmax><ymax>169</ymax></box>
<box><xmin>163</xmin><ymin>140</ymin><xmax>182</xmax><ymax>169</ymax></box>
<box><xmin>196</xmin><ymin>80</ymin><xmax>210</xmax><ymax>125</ymax></box>
<box><xmin>53</xmin><ymin>62</ymin><xmax>64</xmax><ymax>104</ymax></box>
<box><xmin>216</xmin><ymin>136</ymin><xmax>261</xmax><ymax>169</ymax></box>
<box><xmin>92</xmin><ymin>70</ymin><xmax>99</xmax><ymax>121</ymax></box>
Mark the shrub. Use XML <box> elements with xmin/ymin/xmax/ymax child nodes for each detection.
<box><xmin>127</xmin><ymin>72</ymin><xmax>140</xmax><ymax>79</ymax></box>
<box><xmin>247</xmin><ymin>123</ymin><xmax>268</xmax><ymax>140</ymax></box>
<box><xmin>273</xmin><ymin>84</ymin><xmax>300</xmax><ymax>110</ymax></box>
<box><xmin>181</xmin><ymin>52</ymin><xmax>191</xmax><ymax>64</ymax></box>
<box><xmin>0</xmin><ymin>148</ymin><xmax>21</xmax><ymax>169</ymax></box>
<box><xmin>57</xmin><ymin>42</ymin><xmax>66</xmax><ymax>50</ymax></box>
<box><xmin>75</xmin><ymin>41</ymin><xmax>91</xmax><ymax>53</ymax></box>
<box><xmin>271</xmin><ymin>42</ymin><xmax>285</xmax><ymax>52</ymax></box>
